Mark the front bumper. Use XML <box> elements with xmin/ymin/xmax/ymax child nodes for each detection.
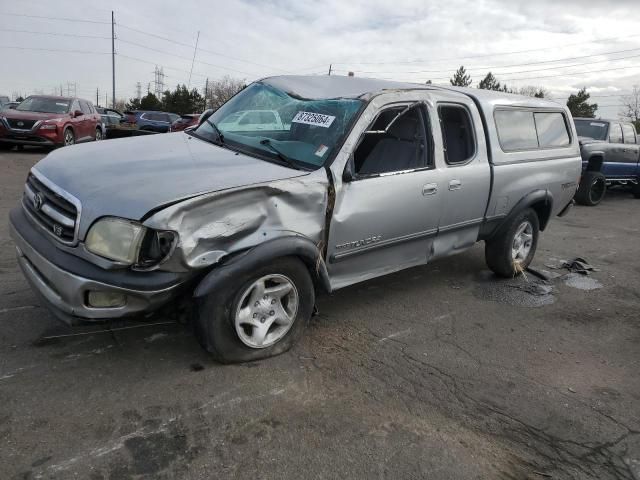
<box><xmin>0</xmin><ymin>134</ymin><xmax>56</xmax><ymax>147</ymax></box>
<box><xmin>9</xmin><ymin>207</ymin><xmax>186</xmax><ymax>325</ymax></box>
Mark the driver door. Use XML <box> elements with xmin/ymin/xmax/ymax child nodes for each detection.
<box><xmin>326</xmin><ymin>102</ymin><xmax>444</xmax><ymax>290</ymax></box>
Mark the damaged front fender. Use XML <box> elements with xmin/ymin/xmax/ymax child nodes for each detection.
<box><xmin>142</xmin><ymin>169</ymin><xmax>330</xmax><ymax>276</ymax></box>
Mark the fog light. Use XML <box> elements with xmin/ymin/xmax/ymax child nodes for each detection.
<box><xmin>87</xmin><ymin>291</ymin><xmax>126</xmax><ymax>308</ymax></box>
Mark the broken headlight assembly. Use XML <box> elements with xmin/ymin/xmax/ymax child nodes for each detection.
<box><xmin>85</xmin><ymin>217</ymin><xmax>176</xmax><ymax>267</ymax></box>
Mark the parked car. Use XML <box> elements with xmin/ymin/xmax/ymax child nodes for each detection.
<box><xmin>0</xmin><ymin>95</ymin><xmax>10</xmax><ymax>107</ymax></box>
<box><xmin>2</xmin><ymin>102</ymin><xmax>20</xmax><ymax>111</ymax></box>
<box><xmin>9</xmin><ymin>75</ymin><xmax>580</xmax><ymax>363</ymax></box>
<box><xmin>218</xmin><ymin>109</ymin><xmax>286</xmax><ymax>131</ymax></box>
<box><xmin>574</xmin><ymin>118</ymin><xmax>640</xmax><ymax>205</ymax></box>
<box><xmin>0</xmin><ymin>95</ymin><xmax>103</xmax><ymax>149</ymax></box>
<box><xmin>171</xmin><ymin>113</ymin><xmax>201</xmax><ymax>132</ymax></box>
<box><xmin>121</xmin><ymin>110</ymin><xmax>175</xmax><ymax>133</ymax></box>
<box><xmin>96</xmin><ymin>107</ymin><xmax>123</xmax><ymax>138</ymax></box>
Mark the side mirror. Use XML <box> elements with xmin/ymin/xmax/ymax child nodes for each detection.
<box><xmin>73</xmin><ymin>110</ymin><xmax>83</xmax><ymax>118</ymax></box>
<box><xmin>342</xmin><ymin>155</ymin><xmax>355</xmax><ymax>183</ymax></box>
<box><xmin>199</xmin><ymin>109</ymin><xmax>214</xmax><ymax>126</ymax></box>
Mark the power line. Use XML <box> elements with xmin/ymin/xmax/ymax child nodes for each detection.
<box><xmin>0</xmin><ymin>12</ymin><xmax>109</xmax><ymax>24</ymax></box>
<box><xmin>117</xmin><ymin>23</ymin><xmax>290</xmax><ymax>73</ymax></box>
<box><xmin>0</xmin><ymin>45</ymin><xmax>110</xmax><ymax>54</ymax></box>
<box><xmin>332</xmin><ymin>32</ymin><xmax>640</xmax><ymax>66</ymax></box>
<box><xmin>116</xmin><ymin>38</ymin><xmax>256</xmax><ymax>77</ymax></box>
<box><xmin>0</xmin><ymin>28</ymin><xmax>111</xmax><ymax>39</ymax></box>
<box><xmin>339</xmin><ymin>47</ymin><xmax>640</xmax><ymax>76</ymax></box>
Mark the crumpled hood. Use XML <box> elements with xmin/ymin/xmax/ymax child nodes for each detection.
<box><xmin>33</xmin><ymin>132</ymin><xmax>306</xmax><ymax>237</ymax></box>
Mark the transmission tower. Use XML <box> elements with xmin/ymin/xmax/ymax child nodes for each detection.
<box><xmin>153</xmin><ymin>66</ymin><xmax>165</xmax><ymax>98</ymax></box>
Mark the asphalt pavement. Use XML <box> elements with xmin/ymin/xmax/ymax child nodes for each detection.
<box><xmin>1</xmin><ymin>148</ymin><xmax>639</xmax><ymax>480</ymax></box>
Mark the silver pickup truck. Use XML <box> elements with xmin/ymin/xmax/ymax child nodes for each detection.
<box><xmin>9</xmin><ymin>76</ymin><xmax>580</xmax><ymax>362</ymax></box>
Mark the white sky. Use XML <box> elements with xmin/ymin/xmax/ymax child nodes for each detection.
<box><xmin>1</xmin><ymin>0</ymin><xmax>639</xmax><ymax>118</ymax></box>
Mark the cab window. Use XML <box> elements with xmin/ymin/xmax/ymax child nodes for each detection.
<box><xmin>438</xmin><ymin>104</ymin><xmax>475</xmax><ymax>165</ymax></box>
<box><xmin>609</xmin><ymin>123</ymin><xmax>623</xmax><ymax>143</ymax></box>
<box><xmin>353</xmin><ymin>105</ymin><xmax>429</xmax><ymax>176</ymax></box>
<box><xmin>622</xmin><ymin>124</ymin><xmax>636</xmax><ymax>144</ymax></box>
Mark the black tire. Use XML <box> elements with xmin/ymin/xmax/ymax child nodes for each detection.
<box><xmin>575</xmin><ymin>171</ymin><xmax>606</xmax><ymax>206</ymax></box>
<box><xmin>95</xmin><ymin>128</ymin><xmax>103</xmax><ymax>141</ymax></box>
<box><xmin>194</xmin><ymin>257</ymin><xmax>315</xmax><ymax>364</ymax></box>
<box><xmin>485</xmin><ymin>208</ymin><xmax>540</xmax><ymax>278</ymax></box>
<box><xmin>632</xmin><ymin>180</ymin><xmax>640</xmax><ymax>199</ymax></box>
<box><xmin>63</xmin><ymin>128</ymin><xmax>75</xmax><ymax>147</ymax></box>
<box><xmin>0</xmin><ymin>143</ymin><xmax>13</xmax><ymax>151</ymax></box>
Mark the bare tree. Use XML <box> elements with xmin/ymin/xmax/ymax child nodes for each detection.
<box><xmin>206</xmin><ymin>76</ymin><xmax>246</xmax><ymax>111</ymax></box>
<box><xmin>518</xmin><ymin>86</ymin><xmax>549</xmax><ymax>98</ymax></box>
<box><xmin>620</xmin><ymin>85</ymin><xmax>640</xmax><ymax>131</ymax></box>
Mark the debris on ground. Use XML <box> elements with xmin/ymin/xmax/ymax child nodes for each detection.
<box><xmin>545</xmin><ymin>257</ymin><xmax>599</xmax><ymax>275</ymax></box>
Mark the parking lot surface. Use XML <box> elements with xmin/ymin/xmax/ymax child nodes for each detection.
<box><xmin>1</xmin><ymin>148</ymin><xmax>639</xmax><ymax>480</ymax></box>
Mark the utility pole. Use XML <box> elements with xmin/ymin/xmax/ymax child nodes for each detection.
<box><xmin>204</xmin><ymin>78</ymin><xmax>208</xmax><ymax>110</ymax></box>
<box><xmin>111</xmin><ymin>11</ymin><xmax>116</xmax><ymax>109</ymax></box>
<box><xmin>328</xmin><ymin>64</ymin><xmax>332</xmax><ymax>76</ymax></box>
<box><xmin>96</xmin><ymin>87</ymin><xmax>99</xmax><ymax>106</ymax></box>
<box><xmin>188</xmin><ymin>31</ymin><xmax>200</xmax><ymax>88</ymax></box>
<box><xmin>136</xmin><ymin>82</ymin><xmax>142</xmax><ymax>100</ymax></box>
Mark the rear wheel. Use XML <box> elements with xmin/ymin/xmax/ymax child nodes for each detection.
<box><xmin>575</xmin><ymin>171</ymin><xmax>606</xmax><ymax>206</ymax></box>
<box><xmin>95</xmin><ymin>128</ymin><xmax>103</xmax><ymax>141</ymax></box>
<box><xmin>195</xmin><ymin>257</ymin><xmax>315</xmax><ymax>364</ymax></box>
<box><xmin>632</xmin><ymin>180</ymin><xmax>640</xmax><ymax>199</ymax></box>
<box><xmin>485</xmin><ymin>208</ymin><xmax>540</xmax><ymax>278</ymax></box>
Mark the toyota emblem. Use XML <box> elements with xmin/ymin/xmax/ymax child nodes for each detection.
<box><xmin>33</xmin><ymin>192</ymin><xmax>43</xmax><ymax>211</ymax></box>
<box><xmin>17</xmin><ymin>121</ymin><xmax>24</xmax><ymax>127</ymax></box>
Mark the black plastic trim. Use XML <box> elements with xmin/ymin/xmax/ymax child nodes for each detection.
<box><xmin>193</xmin><ymin>236</ymin><xmax>331</xmax><ymax>297</ymax></box>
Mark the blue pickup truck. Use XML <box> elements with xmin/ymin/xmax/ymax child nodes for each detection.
<box><xmin>574</xmin><ymin>118</ymin><xmax>640</xmax><ymax>205</ymax></box>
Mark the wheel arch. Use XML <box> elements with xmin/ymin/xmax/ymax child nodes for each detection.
<box><xmin>193</xmin><ymin>236</ymin><xmax>332</xmax><ymax>299</ymax></box>
<box><xmin>585</xmin><ymin>152</ymin><xmax>605</xmax><ymax>172</ymax></box>
<box><xmin>480</xmin><ymin>189</ymin><xmax>553</xmax><ymax>240</ymax></box>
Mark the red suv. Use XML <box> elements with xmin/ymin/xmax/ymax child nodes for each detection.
<box><xmin>0</xmin><ymin>95</ymin><xmax>102</xmax><ymax>149</ymax></box>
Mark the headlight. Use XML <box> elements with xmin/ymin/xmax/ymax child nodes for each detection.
<box><xmin>39</xmin><ymin>123</ymin><xmax>57</xmax><ymax>130</ymax></box>
<box><xmin>85</xmin><ymin>217</ymin><xmax>146</xmax><ymax>264</ymax></box>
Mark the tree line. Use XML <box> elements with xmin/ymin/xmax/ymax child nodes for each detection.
<box><xmin>124</xmin><ymin>75</ymin><xmax>246</xmax><ymax>115</ymax></box>
<box><xmin>446</xmin><ymin>65</ymin><xmax>600</xmax><ymax>119</ymax></box>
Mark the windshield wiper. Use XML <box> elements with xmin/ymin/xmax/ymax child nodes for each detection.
<box><xmin>206</xmin><ymin>119</ymin><xmax>225</xmax><ymax>145</ymax></box>
<box><xmin>259</xmin><ymin>139</ymin><xmax>302</xmax><ymax>170</ymax></box>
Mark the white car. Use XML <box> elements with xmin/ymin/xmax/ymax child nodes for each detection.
<box><xmin>219</xmin><ymin>109</ymin><xmax>285</xmax><ymax>131</ymax></box>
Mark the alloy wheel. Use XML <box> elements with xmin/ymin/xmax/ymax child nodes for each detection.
<box><xmin>234</xmin><ymin>274</ymin><xmax>299</xmax><ymax>349</ymax></box>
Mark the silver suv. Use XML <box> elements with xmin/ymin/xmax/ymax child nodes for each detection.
<box><xmin>10</xmin><ymin>75</ymin><xmax>581</xmax><ymax>363</ymax></box>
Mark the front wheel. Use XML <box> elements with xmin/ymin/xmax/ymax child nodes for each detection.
<box><xmin>195</xmin><ymin>257</ymin><xmax>315</xmax><ymax>364</ymax></box>
<box><xmin>575</xmin><ymin>171</ymin><xmax>606</xmax><ymax>206</ymax></box>
<box><xmin>95</xmin><ymin>128</ymin><xmax>103</xmax><ymax>141</ymax></box>
<box><xmin>485</xmin><ymin>208</ymin><xmax>540</xmax><ymax>278</ymax></box>
<box><xmin>63</xmin><ymin>128</ymin><xmax>75</xmax><ymax>147</ymax></box>
<box><xmin>632</xmin><ymin>180</ymin><xmax>640</xmax><ymax>199</ymax></box>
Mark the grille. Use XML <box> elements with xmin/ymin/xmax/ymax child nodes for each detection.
<box><xmin>23</xmin><ymin>173</ymin><xmax>78</xmax><ymax>243</ymax></box>
<box><xmin>7</xmin><ymin>119</ymin><xmax>37</xmax><ymax>130</ymax></box>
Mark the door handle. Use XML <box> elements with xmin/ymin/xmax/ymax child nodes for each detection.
<box><xmin>448</xmin><ymin>180</ymin><xmax>462</xmax><ymax>191</ymax></box>
<box><xmin>422</xmin><ymin>183</ymin><xmax>438</xmax><ymax>196</ymax></box>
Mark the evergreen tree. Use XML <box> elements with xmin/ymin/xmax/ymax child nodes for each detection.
<box><xmin>478</xmin><ymin>72</ymin><xmax>508</xmax><ymax>91</ymax></box>
<box><xmin>566</xmin><ymin>88</ymin><xmax>598</xmax><ymax>118</ymax></box>
<box><xmin>450</xmin><ymin>66</ymin><xmax>472</xmax><ymax>87</ymax></box>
